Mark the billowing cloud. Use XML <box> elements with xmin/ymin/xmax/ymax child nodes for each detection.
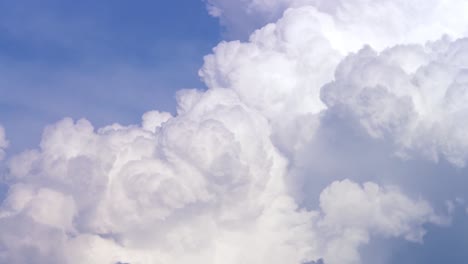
<box><xmin>0</xmin><ymin>90</ymin><xmax>447</xmax><ymax>264</ymax></box>
<box><xmin>0</xmin><ymin>113</ymin><xmax>443</xmax><ymax>263</ymax></box>
<box><xmin>317</xmin><ymin>180</ymin><xmax>445</xmax><ymax>264</ymax></box>
<box><xmin>1</xmin><ymin>0</ymin><xmax>468</xmax><ymax>264</ymax></box>
<box><xmin>322</xmin><ymin>37</ymin><xmax>468</xmax><ymax>166</ymax></box>
<box><xmin>207</xmin><ymin>0</ymin><xmax>468</xmax><ymax>50</ymax></box>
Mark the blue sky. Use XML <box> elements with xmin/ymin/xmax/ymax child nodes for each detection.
<box><xmin>0</xmin><ymin>0</ymin><xmax>220</xmax><ymax>153</ymax></box>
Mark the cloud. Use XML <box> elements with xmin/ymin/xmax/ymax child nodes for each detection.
<box><xmin>1</xmin><ymin>89</ymin><xmax>302</xmax><ymax>263</ymax></box>
<box><xmin>1</xmin><ymin>0</ymin><xmax>468</xmax><ymax>263</ymax></box>
<box><xmin>199</xmin><ymin>6</ymin><xmax>342</xmax><ymax>157</ymax></box>
<box><xmin>200</xmin><ymin>2</ymin><xmax>468</xmax><ymax>159</ymax></box>
<box><xmin>317</xmin><ymin>180</ymin><xmax>445</xmax><ymax>264</ymax></box>
<box><xmin>204</xmin><ymin>0</ymin><xmax>303</xmax><ymax>38</ymax></box>
<box><xmin>322</xmin><ymin>37</ymin><xmax>468</xmax><ymax>166</ymax></box>
<box><xmin>0</xmin><ymin>115</ymin><xmax>442</xmax><ymax>264</ymax></box>
<box><xmin>206</xmin><ymin>0</ymin><xmax>468</xmax><ymax>49</ymax></box>
<box><xmin>0</xmin><ymin>87</ymin><xmax>445</xmax><ymax>264</ymax></box>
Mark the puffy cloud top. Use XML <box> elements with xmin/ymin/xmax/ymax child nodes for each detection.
<box><xmin>322</xmin><ymin>38</ymin><xmax>468</xmax><ymax>165</ymax></box>
<box><xmin>207</xmin><ymin>0</ymin><xmax>468</xmax><ymax>51</ymax></box>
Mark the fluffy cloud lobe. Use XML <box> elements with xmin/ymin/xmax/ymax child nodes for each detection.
<box><xmin>207</xmin><ymin>0</ymin><xmax>468</xmax><ymax>48</ymax></box>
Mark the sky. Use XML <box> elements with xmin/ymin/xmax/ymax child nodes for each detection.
<box><xmin>0</xmin><ymin>0</ymin><xmax>220</xmax><ymax>153</ymax></box>
<box><xmin>1</xmin><ymin>1</ymin><xmax>468</xmax><ymax>264</ymax></box>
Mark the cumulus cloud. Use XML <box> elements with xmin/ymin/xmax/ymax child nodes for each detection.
<box><xmin>206</xmin><ymin>0</ymin><xmax>468</xmax><ymax>50</ymax></box>
<box><xmin>322</xmin><ymin>37</ymin><xmax>468</xmax><ymax>166</ymax></box>
<box><xmin>204</xmin><ymin>0</ymin><xmax>304</xmax><ymax>38</ymax></box>
<box><xmin>317</xmin><ymin>180</ymin><xmax>445</xmax><ymax>264</ymax></box>
<box><xmin>1</xmin><ymin>0</ymin><xmax>468</xmax><ymax>264</ymax></box>
<box><xmin>200</xmin><ymin>7</ymin><xmax>342</xmax><ymax>156</ymax></box>
<box><xmin>2</xmin><ymin>89</ymin><xmax>300</xmax><ymax>263</ymax></box>
<box><xmin>201</xmin><ymin>0</ymin><xmax>468</xmax><ymax>165</ymax></box>
<box><xmin>0</xmin><ymin>92</ymin><xmax>447</xmax><ymax>264</ymax></box>
<box><xmin>0</xmin><ymin>116</ymin><xmax>442</xmax><ymax>264</ymax></box>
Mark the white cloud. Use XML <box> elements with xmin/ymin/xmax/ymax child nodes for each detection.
<box><xmin>0</xmin><ymin>88</ymin><xmax>444</xmax><ymax>264</ymax></box>
<box><xmin>0</xmin><ymin>121</ymin><xmax>442</xmax><ymax>264</ymax></box>
<box><xmin>206</xmin><ymin>0</ymin><xmax>468</xmax><ymax>51</ymax></box>
<box><xmin>322</xmin><ymin>37</ymin><xmax>468</xmax><ymax>166</ymax></box>
<box><xmin>199</xmin><ymin>7</ymin><xmax>342</xmax><ymax>156</ymax></box>
<box><xmin>200</xmin><ymin>7</ymin><xmax>341</xmax><ymax>117</ymax></box>
<box><xmin>317</xmin><ymin>180</ymin><xmax>445</xmax><ymax>264</ymax></box>
<box><xmin>200</xmin><ymin>2</ymin><xmax>468</xmax><ymax>161</ymax></box>
<box><xmin>1</xmin><ymin>89</ymin><xmax>307</xmax><ymax>263</ymax></box>
<box><xmin>204</xmin><ymin>0</ymin><xmax>315</xmax><ymax>38</ymax></box>
<box><xmin>1</xmin><ymin>0</ymin><xmax>468</xmax><ymax>263</ymax></box>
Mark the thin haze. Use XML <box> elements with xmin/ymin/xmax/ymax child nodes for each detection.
<box><xmin>1</xmin><ymin>1</ymin><xmax>468</xmax><ymax>264</ymax></box>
